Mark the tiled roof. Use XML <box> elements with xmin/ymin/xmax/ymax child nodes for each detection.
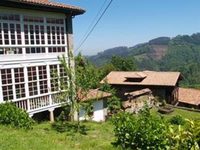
<box><xmin>3</xmin><ymin>0</ymin><xmax>85</xmax><ymax>15</ymax></box>
<box><xmin>178</xmin><ymin>88</ymin><xmax>200</xmax><ymax>106</ymax></box>
<box><xmin>78</xmin><ymin>89</ymin><xmax>112</xmax><ymax>102</ymax></box>
<box><xmin>101</xmin><ymin>71</ymin><xmax>181</xmax><ymax>86</ymax></box>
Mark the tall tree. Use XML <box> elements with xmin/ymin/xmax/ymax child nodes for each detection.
<box><xmin>110</xmin><ymin>56</ymin><xmax>137</xmax><ymax>71</ymax></box>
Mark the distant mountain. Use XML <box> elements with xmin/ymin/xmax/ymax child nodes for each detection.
<box><xmin>88</xmin><ymin>46</ymin><xmax>130</xmax><ymax>66</ymax></box>
<box><xmin>88</xmin><ymin>33</ymin><xmax>200</xmax><ymax>87</ymax></box>
<box><xmin>88</xmin><ymin>36</ymin><xmax>171</xmax><ymax>67</ymax></box>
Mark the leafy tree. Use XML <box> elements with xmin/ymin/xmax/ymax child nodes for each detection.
<box><xmin>57</xmin><ymin>53</ymin><xmax>100</xmax><ymax>133</ymax></box>
<box><xmin>110</xmin><ymin>56</ymin><xmax>137</xmax><ymax>71</ymax></box>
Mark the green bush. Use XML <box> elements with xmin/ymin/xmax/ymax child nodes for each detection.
<box><xmin>168</xmin><ymin>119</ymin><xmax>200</xmax><ymax>149</ymax></box>
<box><xmin>169</xmin><ymin>115</ymin><xmax>186</xmax><ymax>125</ymax></box>
<box><xmin>112</xmin><ymin>107</ymin><xmax>168</xmax><ymax>149</ymax></box>
<box><xmin>112</xmin><ymin>106</ymin><xmax>200</xmax><ymax>149</ymax></box>
<box><xmin>0</xmin><ymin>103</ymin><xmax>34</xmax><ymax>129</ymax></box>
<box><xmin>52</xmin><ymin>121</ymin><xmax>88</xmax><ymax>135</ymax></box>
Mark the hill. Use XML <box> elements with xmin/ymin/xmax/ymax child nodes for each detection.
<box><xmin>88</xmin><ymin>33</ymin><xmax>200</xmax><ymax>87</ymax></box>
<box><xmin>88</xmin><ymin>37</ymin><xmax>170</xmax><ymax>67</ymax></box>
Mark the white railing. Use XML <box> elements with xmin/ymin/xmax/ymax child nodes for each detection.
<box><xmin>15</xmin><ymin>99</ymin><xmax>28</xmax><ymax>111</ymax></box>
<box><xmin>52</xmin><ymin>93</ymin><xmax>63</xmax><ymax>104</ymax></box>
<box><xmin>29</xmin><ymin>95</ymin><xmax>50</xmax><ymax>110</ymax></box>
<box><xmin>13</xmin><ymin>94</ymin><xmax>63</xmax><ymax>113</ymax></box>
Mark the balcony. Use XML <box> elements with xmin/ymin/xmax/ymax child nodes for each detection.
<box><xmin>13</xmin><ymin>93</ymin><xmax>64</xmax><ymax>116</ymax></box>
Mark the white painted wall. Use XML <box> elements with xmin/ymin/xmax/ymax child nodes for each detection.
<box><xmin>78</xmin><ymin>99</ymin><xmax>107</xmax><ymax>122</ymax></box>
<box><xmin>93</xmin><ymin>100</ymin><xmax>106</xmax><ymax>122</ymax></box>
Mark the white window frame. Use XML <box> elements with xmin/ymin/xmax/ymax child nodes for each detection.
<box><xmin>0</xmin><ymin>13</ymin><xmax>67</xmax><ymax>54</ymax></box>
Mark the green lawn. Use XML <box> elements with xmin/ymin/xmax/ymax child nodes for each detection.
<box><xmin>0</xmin><ymin>108</ymin><xmax>199</xmax><ymax>150</ymax></box>
<box><xmin>151</xmin><ymin>107</ymin><xmax>200</xmax><ymax>121</ymax></box>
<box><xmin>0</xmin><ymin>121</ymin><xmax>116</xmax><ymax>150</ymax></box>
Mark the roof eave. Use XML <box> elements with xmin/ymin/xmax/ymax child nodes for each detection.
<box><xmin>0</xmin><ymin>1</ymin><xmax>85</xmax><ymax>16</ymax></box>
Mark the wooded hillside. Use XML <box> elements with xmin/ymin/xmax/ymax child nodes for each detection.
<box><xmin>88</xmin><ymin>33</ymin><xmax>200</xmax><ymax>88</ymax></box>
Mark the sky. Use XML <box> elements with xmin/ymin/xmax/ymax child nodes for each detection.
<box><xmin>58</xmin><ymin>0</ymin><xmax>200</xmax><ymax>55</ymax></box>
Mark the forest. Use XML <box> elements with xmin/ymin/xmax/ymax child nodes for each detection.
<box><xmin>88</xmin><ymin>33</ymin><xmax>200</xmax><ymax>88</ymax></box>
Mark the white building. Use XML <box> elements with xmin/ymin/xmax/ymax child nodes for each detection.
<box><xmin>0</xmin><ymin>0</ymin><xmax>85</xmax><ymax>120</ymax></box>
<box><xmin>78</xmin><ymin>89</ymin><xmax>112</xmax><ymax>122</ymax></box>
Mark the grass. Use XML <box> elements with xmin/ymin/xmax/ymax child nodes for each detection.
<box><xmin>151</xmin><ymin>107</ymin><xmax>200</xmax><ymax>121</ymax></box>
<box><xmin>0</xmin><ymin>108</ymin><xmax>199</xmax><ymax>150</ymax></box>
<box><xmin>0</xmin><ymin>121</ymin><xmax>117</xmax><ymax>150</ymax></box>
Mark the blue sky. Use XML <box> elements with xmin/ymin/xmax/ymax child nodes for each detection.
<box><xmin>59</xmin><ymin>0</ymin><xmax>200</xmax><ymax>55</ymax></box>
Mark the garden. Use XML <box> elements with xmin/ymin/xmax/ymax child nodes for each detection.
<box><xmin>0</xmin><ymin>102</ymin><xmax>200</xmax><ymax>150</ymax></box>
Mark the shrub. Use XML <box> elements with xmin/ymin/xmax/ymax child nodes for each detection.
<box><xmin>168</xmin><ymin>119</ymin><xmax>200</xmax><ymax>149</ymax></box>
<box><xmin>107</xmin><ymin>96</ymin><xmax>121</xmax><ymax>114</ymax></box>
<box><xmin>112</xmin><ymin>105</ymin><xmax>200</xmax><ymax>149</ymax></box>
<box><xmin>0</xmin><ymin>103</ymin><xmax>34</xmax><ymax>129</ymax></box>
<box><xmin>52</xmin><ymin>121</ymin><xmax>88</xmax><ymax>135</ymax></box>
<box><xmin>169</xmin><ymin>115</ymin><xmax>185</xmax><ymax>125</ymax></box>
<box><xmin>112</xmin><ymin>107</ymin><xmax>169</xmax><ymax>149</ymax></box>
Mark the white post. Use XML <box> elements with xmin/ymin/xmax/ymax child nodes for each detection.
<box><xmin>44</xmin><ymin>16</ymin><xmax>48</xmax><ymax>54</ymax></box>
<box><xmin>46</xmin><ymin>63</ymin><xmax>52</xmax><ymax>105</ymax></box>
<box><xmin>11</xmin><ymin>68</ymin><xmax>16</xmax><ymax>101</ymax></box>
<box><xmin>24</xmin><ymin>66</ymin><xmax>30</xmax><ymax>111</ymax></box>
<box><xmin>29</xmin><ymin>113</ymin><xmax>33</xmax><ymax>118</ymax></box>
<box><xmin>49</xmin><ymin>108</ymin><xmax>55</xmax><ymax>122</ymax></box>
<box><xmin>20</xmin><ymin>14</ymin><xmax>26</xmax><ymax>55</ymax></box>
<box><xmin>36</xmin><ymin>66</ymin><xmax>40</xmax><ymax>95</ymax></box>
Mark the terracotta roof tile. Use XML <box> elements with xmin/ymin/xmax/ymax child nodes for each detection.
<box><xmin>101</xmin><ymin>71</ymin><xmax>181</xmax><ymax>86</ymax></box>
<box><xmin>5</xmin><ymin>0</ymin><xmax>85</xmax><ymax>15</ymax></box>
<box><xmin>178</xmin><ymin>88</ymin><xmax>200</xmax><ymax>106</ymax></box>
<box><xmin>79</xmin><ymin>89</ymin><xmax>112</xmax><ymax>102</ymax></box>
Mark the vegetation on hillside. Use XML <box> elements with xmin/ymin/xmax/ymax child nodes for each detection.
<box><xmin>88</xmin><ymin>33</ymin><xmax>200</xmax><ymax>88</ymax></box>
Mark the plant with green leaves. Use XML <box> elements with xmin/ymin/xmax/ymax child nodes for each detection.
<box><xmin>168</xmin><ymin>119</ymin><xmax>200</xmax><ymax>150</ymax></box>
<box><xmin>56</xmin><ymin>52</ymin><xmax>101</xmax><ymax>133</ymax></box>
<box><xmin>0</xmin><ymin>102</ymin><xmax>34</xmax><ymax>129</ymax></box>
<box><xmin>100</xmin><ymin>81</ymin><xmax>121</xmax><ymax>115</ymax></box>
<box><xmin>169</xmin><ymin>115</ymin><xmax>186</xmax><ymax>125</ymax></box>
<box><xmin>112</xmin><ymin>105</ymin><xmax>168</xmax><ymax>150</ymax></box>
<box><xmin>80</xmin><ymin>100</ymin><xmax>93</xmax><ymax>121</ymax></box>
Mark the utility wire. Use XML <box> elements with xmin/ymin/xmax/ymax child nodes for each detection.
<box><xmin>76</xmin><ymin>0</ymin><xmax>108</xmax><ymax>47</ymax></box>
<box><xmin>75</xmin><ymin>0</ymin><xmax>114</xmax><ymax>53</ymax></box>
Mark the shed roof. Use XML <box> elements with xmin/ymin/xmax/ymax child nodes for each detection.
<box><xmin>101</xmin><ymin>71</ymin><xmax>181</xmax><ymax>87</ymax></box>
<box><xmin>1</xmin><ymin>0</ymin><xmax>85</xmax><ymax>15</ymax></box>
<box><xmin>79</xmin><ymin>89</ymin><xmax>112</xmax><ymax>102</ymax></box>
<box><xmin>178</xmin><ymin>88</ymin><xmax>200</xmax><ymax>106</ymax></box>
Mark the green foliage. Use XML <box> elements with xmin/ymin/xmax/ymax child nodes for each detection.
<box><xmin>169</xmin><ymin>115</ymin><xmax>186</xmax><ymax>125</ymax></box>
<box><xmin>100</xmin><ymin>82</ymin><xmax>121</xmax><ymax>115</ymax></box>
<box><xmin>112</xmin><ymin>106</ymin><xmax>200</xmax><ymax>149</ymax></box>
<box><xmin>56</xmin><ymin>105</ymin><xmax>71</xmax><ymax>122</ymax></box>
<box><xmin>75</xmin><ymin>53</ymin><xmax>101</xmax><ymax>89</ymax></box>
<box><xmin>168</xmin><ymin>119</ymin><xmax>200</xmax><ymax>150</ymax></box>
<box><xmin>0</xmin><ymin>103</ymin><xmax>34</xmax><ymax>129</ymax></box>
<box><xmin>112</xmin><ymin>107</ymin><xmax>168</xmax><ymax>149</ymax></box>
<box><xmin>88</xmin><ymin>33</ymin><xmax>200</xmax><ymax>88</ymax></box>
<box><xmin>110</xmin><ymin>56</ymin><xmax>137</xmax><ymax>71</ymax></box>
<box><xmin>80</xmin><ymin>101</ymin><xmax>93</xmax><ymax>120</ymax></box>
<box><xmin>58</xmin><ymin>53</ymin><xmax>102</xmax><ymax>134</ymax></box>
<box><xmin>52</xmin><ymin>121</ymin><xmax>88</xmax><ymax>135</ymax></box>
<box><xmin>107</xmin><ymin>96</ymin><xmax>121</xmax><ymax>114</ymax></box>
